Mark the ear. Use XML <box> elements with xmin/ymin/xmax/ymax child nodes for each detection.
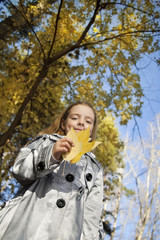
<box><xmin>61</xmin><ymin>119</ymin><xmax>65</xmax><ymax>130</ymax></box>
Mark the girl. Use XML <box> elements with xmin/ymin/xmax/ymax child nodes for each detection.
<box><xmin>0</xmin><ymin>102</ymin><xmax>105</xmax><ymax>240</ymax></box>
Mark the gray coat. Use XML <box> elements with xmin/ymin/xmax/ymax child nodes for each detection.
<box><xmin>0</xmin><ymin>134</ymin><xmax>105</xmax><ymax>240</ymax></box>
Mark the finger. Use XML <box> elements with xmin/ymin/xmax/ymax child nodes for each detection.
<box><xmin>61</xmin><ymin>141</ymin><xmax>73</xmax><ymax>153</ymax></box>
<box><xmin>59</xmin><ymin>146</ymin><xmax>70</xmax><ymax>154</ymax></box>
<box><xmin>62</xmin><ymin>137</ymin><xmax>75</xmax><ymax>147</ymax></box>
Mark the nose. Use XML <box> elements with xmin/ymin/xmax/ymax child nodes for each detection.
<box><xmin>78</xmin><ymin>118</ymin><xmax>85</xmax><ymax>126</ymax></box>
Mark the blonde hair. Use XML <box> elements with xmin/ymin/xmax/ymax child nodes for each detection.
<box><xmin>38</xmin><ymin>102</ymin><xmax>98</xmax><ymax>140</ymax></box>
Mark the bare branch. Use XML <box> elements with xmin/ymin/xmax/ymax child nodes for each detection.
<box><xmin>133</xmin><ymin>116</ymin><xmax>144</xmax><ymax>148</ymax></box>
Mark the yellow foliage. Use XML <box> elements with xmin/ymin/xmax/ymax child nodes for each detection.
<box><xmin>95</xmin><ymin>114</ymin><xmax>123</xmax><ymax>171</ymax></box>
<box><xmin>93</xmin><ymin>27</ymin><xmax>99</xmax><ymax>33</ymax></box>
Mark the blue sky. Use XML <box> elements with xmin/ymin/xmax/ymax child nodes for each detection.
<box><xmin>118</xmin><ymin>53</ymin><xmax>160</xmax><ymax>141</ymax></box>
<box><xmin>105</xmin><ymin>54</ymin><xmax>160</xmax><ymax>240</ymax></box>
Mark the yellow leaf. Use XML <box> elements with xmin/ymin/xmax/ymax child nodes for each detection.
<box><xmin>62</xmin><ymin>128</ymin><xmax>82</xmax><ymax>161</ymax></box>
<box><xmin>93</xmin><ymin>27</ymin><xmax>99</xmax><ymax>33</ymax></box>
<box><xmin>96</xmin><ymin>14</ymin><xmax>101</xmax><ymax>19</ymax></box>
<box><xmin>63</xmin><ymin>128</ymin><xmax>101</xmax><ymax>164</ymax></box>
<box><xmin>76</xmin><ymin>127</ymin><xmax>90</xmax><ymax>143</ymax></box>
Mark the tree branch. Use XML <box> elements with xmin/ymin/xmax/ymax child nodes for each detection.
<box><xmin>78</xmin><ymin>29</ymin><xmax>160</xmax><ymax>49</ymax></box>
<box><xmin>48</xmin><ymin>0</ymin><xmax>102</xmax><ymax>61</ymax></box>
<box><xmin>8</xmin><ymin>0</ymin><xmax>46</xmax><ymax>60</ymax></box>
<box><xmin>76</xmin><ymin>0</ymin><xmax>101</xmax><ymax>45</ymax></box>
<box><xmin>0</xmin><ymin>0</ymin><xmax>58</xmax><ymax>40</ymax></box>
<box><xmin>48</xmin><ymin>0</ymin><xmax>63</xmax><ymax>58</ymax></box>
<box><xmin>100</xmin><ymin>1</ymin><xmax>156</xmax><ymax>17</ymax></box>
<box><xmin>0</xmin><ymin>63</ymin><xmax>50</xmax><ymax>147</ymax></box>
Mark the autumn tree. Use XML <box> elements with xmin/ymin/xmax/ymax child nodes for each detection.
<box><xmin>106</xmin><ymin>114</ymin><xmax>160</xmax><ymax>239</ymax></box>
<box><xmin>95</xmin><ymin>114</ymin><xmax>124</xmax><ymax>235</ymax></box>
<box><xmin>0</xmin><ymin>0</ymin><xmax>160</xmax><ymax>210</ymax></box>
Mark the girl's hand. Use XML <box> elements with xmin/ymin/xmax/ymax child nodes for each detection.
<box><xmin>52</xmin><ymin>137</ymin><xmax>74</xmax><ymax>161</ymax></box>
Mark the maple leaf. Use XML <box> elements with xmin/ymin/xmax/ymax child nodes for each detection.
<box><xmin>63</xmin><ymin>127</ymin><xmax>101</xmax><ymax>164</ymax></box>
<box><xmin>62</xmin><ymin>128</ymin><xmax>83</xmax><ymax>161</ymax></box>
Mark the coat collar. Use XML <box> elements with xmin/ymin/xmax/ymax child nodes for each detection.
<box><xmin>85</xmin><ymin>152</ymin><xmax>101</xmax><ymax>169</ymax></box>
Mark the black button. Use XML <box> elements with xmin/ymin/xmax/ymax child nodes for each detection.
<box><xmin>56</xmin><ymin>199</ymin><xmax>66</xmax><ymax>208</ymax></box>
<box><xmin>37</xmin><ymin>162</ymin><xmax>45</xmax><ymax>171</ymax></box>
<box><xmin>86</xmin><ymin>173</ymin><xmax>92</xmax><ymax>181</ymax></box>
<box><xmin>0</xmin><ymin>202</ymin><xmax>6</xmax><ymax>210</ymax></box>
<box><xmin>65</xmin><ymin>174</ymin><xmax>74</xmax><ymax>182</ymax></box>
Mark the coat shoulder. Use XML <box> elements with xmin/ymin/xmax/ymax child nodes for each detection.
<box><xmin>86</xmin><ymin>152</ymin><xmax>102</xmax><ymax>170</ymax></box>
<box><xmin>26</xmin><ymin>133</ymin><xmax>62</xmax><ymax>146</ymax></box>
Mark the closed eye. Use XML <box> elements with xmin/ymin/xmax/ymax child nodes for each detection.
<box><xmin>86</xmin><ymin>120</ymin><xmax>93</xmax><ymax>124</ymax></box>
<box><xmin>71</xmin><ymin>117</ymin><xmax>78</xmax><ymax>120</ymax></box>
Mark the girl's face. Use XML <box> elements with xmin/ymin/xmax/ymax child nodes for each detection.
<box><xmin>62</xmin><ymin>104</ymin><xmax>95</xmax><ymax>137</ymax></box>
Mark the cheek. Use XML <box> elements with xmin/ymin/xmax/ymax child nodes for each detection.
<box><xmin>65</xmin><ymin>120</ymin><xmax>75</xmax><ymax>133</ymax></box>
<box><xmin>66</xmin><ymin>119</ymin><xmax>75</xmax><ymax>128</ymax></box>
<box><xmin>89</xmin><ymin>125</ymin><xmax>94</xmax><ymax>136</ymax></box>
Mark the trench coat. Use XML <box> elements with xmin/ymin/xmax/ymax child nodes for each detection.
<box><xmin>0</xmin><ymin>134</ymin><xmax>105</xmax><ymax>240</ymax></box>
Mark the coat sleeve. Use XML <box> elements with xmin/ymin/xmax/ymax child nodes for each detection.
<box><xmin>82</xmin><ymin>167</ymin><xmax>105</xmax><ymax>240</ymax></box>
<box><xmin>12</xmin><ymin>135</ymin><xmax>60</xmax><ymax>185</ymax></box>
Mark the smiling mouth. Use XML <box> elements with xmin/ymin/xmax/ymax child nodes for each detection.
<box><xmin>74</xmin><ymin>128</ymin><xmax>84</xmax><ymax>132</ymax></box>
